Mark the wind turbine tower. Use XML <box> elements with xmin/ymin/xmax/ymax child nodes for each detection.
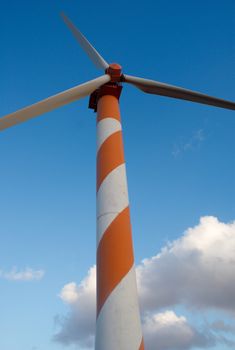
<box><xmin>1</xmin><ymin>13</ymin><xmax>234</xmax><ymax>350</ymax></box>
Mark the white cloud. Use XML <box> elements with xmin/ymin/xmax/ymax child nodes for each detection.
<box><xmin>54</xmin><ymin>266</ymin><xmax>96</xmax><ymax>348</ymax></box>
<box><xmin>0</xmin><ymin>267</ymin><xmax>44</xmax><ymax>281</ymax></box>
<box><xmin>54</xmin><ymin>216</ymin><xmax>235</xmax><ymax>349</ymax></box>
<box><xmin>172</xmin><ymin>128</ymin><xmax>205</xmax><ymax>157</ymax></box>
<box><xmin>137</xmin><ymin>216</ymin><xmax>235</xmax><ymax>313</ymax></box>
<box><xmin>143</xmin><ymin>311</ymin><xmax>213</xmax><ymax>350</ymax></box>
<box><xmin>59</xmin><ymin>282</ymin><xmax>79</xmax><ymax>304</ymax></box>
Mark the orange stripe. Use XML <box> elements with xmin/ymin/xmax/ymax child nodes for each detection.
<box><xmin>97</xmin><ymin>206</ymin><xmax>134</xmax><ymax>316</ymax></box>
<box><xmin>97</xmin><ymin>131</ymin><xmax>125</xmax><ymax>191</ymax></box>
<box><xmin>139</xmin><ymin>339</ymin><xmax>145</xmax><ymax>349</ymax></box>
<box><xmin>97</xmin><ymin>95</ymin><xmax>121</xmax><ymax>122</ymax></box>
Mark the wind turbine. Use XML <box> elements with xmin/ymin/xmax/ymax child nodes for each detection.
<box><xmin>1</xmin><ymin>13</ymin><xmax>234</xmax><ymax>350</ymax></box>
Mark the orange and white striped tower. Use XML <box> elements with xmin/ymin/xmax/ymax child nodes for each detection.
<box><xmin>90</xmin><ymin>64</ymin><xmax>144</xmax><ymax>350</ymax></box>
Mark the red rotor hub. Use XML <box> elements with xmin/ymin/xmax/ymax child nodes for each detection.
<box><xmin>105</xmin><ymin>63</ymin><xmax>122</xmax><ymax>82</ymax></box>
<box><xmin>89</xmin><ymin>63</ymin><xmax>123</xmax><ymax>111</ymax></box>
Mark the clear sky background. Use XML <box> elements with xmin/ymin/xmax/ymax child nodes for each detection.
<box><xmin>0</xmin><ymin>1</ymin><xmax>235</xmax><ymax>350</ymax></box>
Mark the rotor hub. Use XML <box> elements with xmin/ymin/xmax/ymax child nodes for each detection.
<box><xmin>89</xmin><ymin>63</ymin><xmax>123</xmax><ymax>111</ymax></box>
<box><xmin>106</xmin><ymin>63</ymin><xmax>122</xmax><ymax>82</ymax></box>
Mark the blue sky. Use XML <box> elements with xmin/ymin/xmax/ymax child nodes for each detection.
<box><xmin>0</xmin><ymin>1</ymin><xmax>235</xmax><ymax>350</ymax></box>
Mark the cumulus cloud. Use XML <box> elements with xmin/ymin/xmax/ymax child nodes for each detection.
<box><xmin>55</xmin><ymin>277</ymin><xmax>211</xmax><ymax>350</ymax></box>
<box><xmin>54</xmin><ymin>216</ymin><xmax>235</xmax><ymax>349</ymax></box>
<box><xmin>59</xmin><ymin>282</ymin><xmax>80</xmax><ymax>304</ymax></box>
<box><xmin>54</xmin><ymin>266</ymin><xmax>96</xmax><ymax>348</ymax></box>
<box><xmin>0</xmin><ymin>267</ymin><xmax>44</xmax><ymax>281</ymax></box>
<box><xmin>143</xmin><ymin>311</ymin><xmax>213</xmax><ymax>350</ymax></box>
<box><xmin>137</xmin><ymin>216</ymin><xmax>235</xmax><ymax>313</ymax></box>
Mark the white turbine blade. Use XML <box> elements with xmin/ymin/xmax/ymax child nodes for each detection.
<box><xmin>123</xmin><ymin>74</ymin><xmax>235</xmax><ymax>111</ymax></box>
<box><xmin>0</xmin><ymin>75</ymin><xmax>111</xmax><ymax>131</ymax></box>
<box><xmin>61</xmin><ymin>12</ymin><xmax>109</xmax><ymax>71</ymax></box>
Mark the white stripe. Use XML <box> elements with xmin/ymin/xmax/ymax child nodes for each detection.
<box><xmin>97</xmin><ymin>164</ymin><xmax>129</xmax><ymax>245</ymax></box>
<box><xmin>95</xmin><ymin>265</ymin><xmax>143</xmax><ymax>350</ymax></box>
<box><xmin>97</xmin><ymin>117</ymin><xmax>122</xmax><ymax>152</ymax></box>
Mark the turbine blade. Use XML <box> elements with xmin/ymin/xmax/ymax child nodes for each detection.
<box><xmin>123</xmin><ymin>74</ymin><xmax>235</xmax><ymax>111</ymax></box>
<box><xmin>0</xmin><ymin>75</ymin><xmax>110</xmax><ymax>131</ymax></box>
<box><xmin>61</xmin><ymin>12</ymin><xmax>109</xmax><ymax>70</ymax></box>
